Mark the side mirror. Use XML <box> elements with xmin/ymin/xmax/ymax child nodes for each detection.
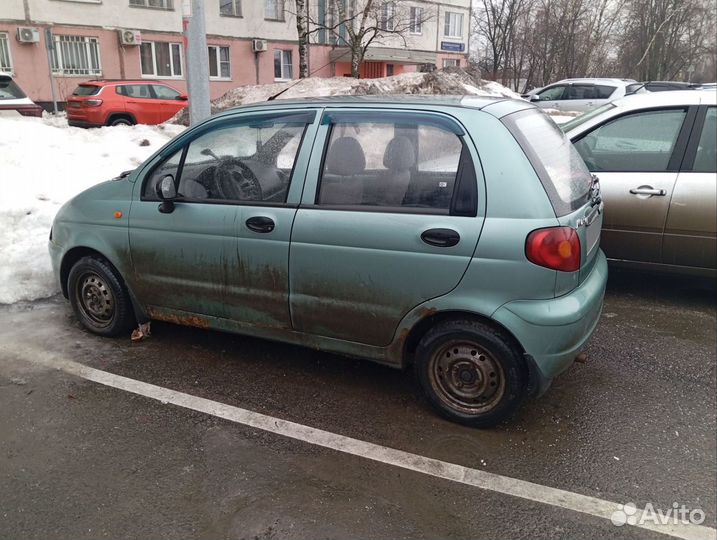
<box><xmin>156</xmin><ymin>175</ymin><xmax>177</xmax><ymax>213</ymax></box>
<box><xmin>177</xmin><ymin>93</ymin><xmax>188</xmax><ymax>101</ymax></box>
<box><xmin>529</xmin><ymin>94</ymin><xmax>540</xmax><ymax>102</ymax></box>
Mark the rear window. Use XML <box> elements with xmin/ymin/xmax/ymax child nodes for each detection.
<box><xmin>0</xmin><ymin>76</ymin><xmax>27</xmax><ymax>100</ymax></box>
<box><xmin>503</xmin><ymin>109</ymin><xmax>592</xmax><ymax>216</ymax></box>
<box><xmin>72</xmin><ymin>84</ymin><xmax>101</xmax><ymax>96</ymax></box>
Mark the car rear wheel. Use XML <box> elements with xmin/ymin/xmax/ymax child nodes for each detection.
<box><xmin>68</xmin><ymin>256</ymin><xmax>135</xmax><ymax>336</ymax></box>
<box><xmin>414</xmin><ymin>320</ymin><xmax>526</xmax><ymax>427</ymax></box>
<box><xmin>109</xmin><ymin>116</ymin><xmax>133</xmax><ymax>126</ymax></box>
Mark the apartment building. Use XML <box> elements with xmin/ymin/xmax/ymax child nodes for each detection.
<box><xmin>0</xmin><ymin>0</ymin><xmax>471</xmax><ymax>108</ymax></box>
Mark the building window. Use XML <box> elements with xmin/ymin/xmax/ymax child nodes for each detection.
<box><xmin>208</xmin><ymin>45</ymin><xmax>230</xmax><ymax>79</ymax></box>
<box><xmin>219</xmin><ymin>0</ymin><xmax>241</xmax><ymax>16</ymax></box>
<box><xmin>129</xmin><ymin>0</ymin><xmax>173</xmax><ymax>9</ymax></box>
<box><xmin>443</xmin><ymin>58</ymin><xmax>460</xmax><ymax>68</ymax></box>
<box><xmin>409</xmin><ymin>7</ymin><xmax>423</xmax><ymax>34</ymax></box>
<box><xmin>444</xmin><ymin>12</ymin><xmax>464</xmax><ymax>38</ymax></box>
<box><xmin>265</xmin><ymin>0</ymin><xmax>284</xmax><ymax>20</ymax></box>
<box><xmin>379</xmin><ymin>3</ymin><xmax>396</xmax><ymax>31</ymax></box>
<box><xmin>50</xmin><ymin>35</ymin><xmax>101</xmax><ymax>76</ymax></box>
<box><xmin>0</xmin><ymin>33</ymin><xmax>12</xmax><ymax>72</ymax></box>
<box><xmin>274</xmin><ymin>50</ymin><xmax>292</xmax><ymax>81</ymax></box>
<box><xmin>140</xmin><ymin>41</ymin><xmax>183</xmax><ymax>78</ymax></box>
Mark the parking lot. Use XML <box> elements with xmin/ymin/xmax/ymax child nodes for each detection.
<box><xmin>1</xmin><ymin>269</ymin><xmax>715</xmax><ymax>540</ymax></box>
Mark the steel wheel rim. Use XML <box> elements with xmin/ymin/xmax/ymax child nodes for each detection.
<box><xmin>429</xmin><ymin>340</ymin><xmax>506</xmax><ymax>414</ymax></box>
<box><xmin>75</xmin><ymin>272</ymin><xmax>115</xmax><ymax>328</ymax></box>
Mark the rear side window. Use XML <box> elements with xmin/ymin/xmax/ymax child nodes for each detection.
<box><xmin>595</xmin><ymin>85</ymin><xmax>616</xmax><ymax>99</ymax></box>
<box><xmin>0</xmin><ymin>76</ymin><xmax>26</xmax><ymax>99</ymax></box>
<box><xmin>693</xmin><ymin>107</ymin><xmax>716</xmax><ymax>173</ymax></box>
<box><xmin>316</xmin><ymin>112</ymin><xmax>475</xmax><ymax>215</ymax></box>
<box><xmin>566</xmin><ymin>85</ymin><xmax>596</xmax><ymax>100</ymax></box>
<box><xmin>117</xmin><ymin>84</ymin><xmax>152</xmax><ymax>98</ymax></box>
<box><xmin>151</xmin><ymin>85</ymin><xmax>180</xmax><ymax>100</ymax></box>
<box><xmin>72</xmin><ymin>85</ymin><xmax>101</xmax><ymax>96</ymax></box>
<box><xmin>504</xmin><ymin>109</ymin><xmax>592</xmax><ymax>216</ymax></box>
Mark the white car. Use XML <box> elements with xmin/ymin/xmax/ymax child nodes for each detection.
<box><xmin>563</xmin><ymin>90</ymin><xmax>716</xmax><ymax>276</ymax></box>
<box><xmin>0</xmin><ymin>73</ymin><xmax>43</xmax><ymax>117</ymax></box>
<box><xmin>524</xmin><ymin>78</ymin><xmax>637</xmax><ymax>112</ymax></box>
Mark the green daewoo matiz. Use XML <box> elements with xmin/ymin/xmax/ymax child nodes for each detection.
<box><xmin>49</xmin><ymin>96</ymin><xmax>607</xmax><ymax>427</ymax></box>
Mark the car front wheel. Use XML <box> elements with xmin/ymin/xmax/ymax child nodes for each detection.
<box><xmin>414</xmin><ymin>320</ymin><xmax>527</xmax><ymax>428</ymax></box>
<box><xmin>67</xmin><ymin>256</ymin><xmax>135</xmax><ymax>336</ymax></box>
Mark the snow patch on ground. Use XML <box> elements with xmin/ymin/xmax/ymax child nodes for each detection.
<box><xmin>0</xmin><ymin>113</ymin><xmax>184</xmax><ymax>304</ymax></box>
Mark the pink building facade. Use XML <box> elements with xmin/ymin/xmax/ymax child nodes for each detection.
<box><xmin>0</xmin><ymin>0</ymin><xmax>471</xmax><ymax>108</ymax></box>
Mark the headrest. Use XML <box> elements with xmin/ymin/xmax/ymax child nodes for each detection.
<box><xmin>325</xmin><ymin>137</ymin><xmax>366</xmax><ymax>176</ymax></box>
<box><xmin>383</xmin><ymin>136</ymin><xmax>416</xmax><ymax>170</ymax></box>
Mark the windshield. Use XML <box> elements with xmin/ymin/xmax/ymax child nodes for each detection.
<box><xmin>73</xmin><ymin>85</ymin><xmax>101</xmax><ymax>96</ymax></box>
<box><xmin>0</xmin><ymin>77</ymin><xmax>27</xmax><ymax>100</ymax></box>
<box><xmin>561</xmin><ymin>103</ymin><xmax>616</xmax><ymax>132</ymax></box>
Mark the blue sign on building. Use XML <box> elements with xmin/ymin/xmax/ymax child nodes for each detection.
<box><xmin>440</xmin><ymin>41</ymin><xmax>465</xmax><ymax>52</ymax></box>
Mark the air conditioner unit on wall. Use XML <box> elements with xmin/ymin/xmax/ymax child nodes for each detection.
<box><xmin>119</xmin><ymin>29</ymin><xmax>141</xmax><ymax>46</ymax></box>
<box><xmin>252</xmin><ymin>39</ymin><xmax>268</xmax><ymax>52</ymax></box>
<box><xmin>16</xmin><ymin>27</ymin><xmax>40</xmax><ymax>44</ymax></box>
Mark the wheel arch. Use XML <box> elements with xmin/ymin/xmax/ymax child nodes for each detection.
<box><xmin>60</xmin><ymin>246</ymin><xmax>125</xmax><ymax>298</ymax></box>
<box><xmin>106</xmin><ymin>112</ymin><xmax>136</xmax><ymax>126</ymax></box>
<box><xmin>399</xmin><ymin>310</ymin><xmax>526</xmax><ymax>368</ymax></box>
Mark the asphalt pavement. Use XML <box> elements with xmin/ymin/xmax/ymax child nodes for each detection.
<box><xmin>0</xmin><ymin>269</ymin><xmax>715</xmax><ymax>540</ymax></box>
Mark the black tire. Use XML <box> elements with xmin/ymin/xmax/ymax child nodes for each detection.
<box><xmin>414</xmin><ymin>319</ymin><xmax>527</xmax><ymax>428</ymax></box>
<box><xmin>109</xmin><ymin>117</ymin><xmax>133</xmax><ymax>126</ymax></box>
<box><xmin>67</xmin><ymin>256</ymin><xmax>135</xmax><ymax>337</ymax></box>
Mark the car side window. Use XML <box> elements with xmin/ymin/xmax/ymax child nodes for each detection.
<box><xmin>174</xmin><ymin>118</ymin><xmax>309</xmax><ymax>203</ymax></box>
<box><xmin>693</xmin><ymin>107</ymin><xmax>716</xmax><ymax>173</ymax></box>
<box><xmin>317</xmin><ymin>114</ymin><xmax>471</xmax><ymax>213</ymax></box>
<box><xmin>566</xmin><ymin>85</ymin><xmax>596</xmax><ymax>100</ymax></box>
<box><xmin>152</xmin><ymin>85</ymin><xmax>180</xmax><ymax>100</ymax></box>
<box><xmin>595</xmin><ymin>85</ymin><xmax>616</xmax><ymax>99</ymax></box>
<box><xmin>537</xmin><ymin>85</ymin><xmax>566</xmax><ymax>101</ymax></box>
<box><xmin>117</xmin><ymin>84</ymin><xmax>152</xmax><ymax>99</ymax></box>
<box><xmin>573</xmin><ymin>109</ymin><xmax>687</xmax><ymax>172</ymax></box>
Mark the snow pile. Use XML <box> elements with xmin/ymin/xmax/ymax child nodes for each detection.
<box><xmin>173</xmin><ymin>69</ymin><xmax>522</xmax><ymax>125</ymax></box>
<box><xmin>543</xmin><ymin>108</ymin><xmax>582</xmax><ymax>124</ymax></box>
<box><xmin>0</xmin><ymin>114</ymin><xmax>184</xmax><ymax>304</ymax></box>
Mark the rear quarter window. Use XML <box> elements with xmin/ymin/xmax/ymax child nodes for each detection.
<box><xmin>503</xmin><ymin>108</ymin><xmax>592</xmax><ymax>216</ymax></box>
<box><xmin>0</xmin><ymin>77</ymin><xmax>26</xmax><ymax>100</ymax></box>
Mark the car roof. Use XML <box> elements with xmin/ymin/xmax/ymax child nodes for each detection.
<box><xmin>613</xmin><ymin>89</ymin><xmax>716</xmax><ymax>108</ymax></box>
<box><xmin>214</xmin><ymin>95</ymin><xmax>534</xmax><ymax>119</ymax></box>
<box><xmin>81</xmin><ymin>79</ymin><xmax>165</xmax><ymax>85</ymax></box>
<box><xmin>554</xmin><ymin>78</ymin><xmax>636</xmax><ymax>86</ymax></box>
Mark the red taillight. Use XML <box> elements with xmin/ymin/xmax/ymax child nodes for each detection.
<box><xmin>526</xmin><ymin>227</ymin><xmax>581</xmax><ymax>272</ymax></box>
<box><xmin>84</xmin><ymin>99</ymin><xmax>103</xmax><ymax>107</ymax></box>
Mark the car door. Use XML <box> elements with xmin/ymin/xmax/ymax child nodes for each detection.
<box><xmin>533</xmin><ymin>84</ymin><xmax>567</xmax><ymax>109</ymax></box>
<box><xmin>662</xmin><ymin>106</ymin><xmax>717</xmax><ymax>271</ymax></box>
<box><xmin>150</xmin><ymin>84</ymin><xmax>187</xmax><ymax>123</ymax></box>
<box><xmin>289</xmin><ymin>109</ymin><xmax>484</xmax><ymax>346</ymax></box>
<box><xmin>129</xmin><ymin>110</ymin><xmax>318</xmax><ymax>328</ymax></box>
<box><xmin>572</xmin><ymin>106</ymin><xmax>696</xmax><ymax>263</ymax></box>
<box><xmin>120</xmin><ymin>84</ymin><xmax>162</xmax><ymax>124</ymax></box>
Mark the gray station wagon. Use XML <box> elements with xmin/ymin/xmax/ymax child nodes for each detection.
<box><xmin>49</xmin><ymin>96</ymin><xmax>607</xmax><ymax>427</ymax></box>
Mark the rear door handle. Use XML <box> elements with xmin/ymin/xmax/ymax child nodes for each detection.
<box><xmin>629</xmin><ymin>186</ymin><xmax>666</xmax><ymax>196</ymax></box>
<box><xmin>245</xmin><ymin>216</ymin><xmax>275</xmax><ymax>233</ymax></box>
<box><xmin>421</xmin><ymin>228</ymin><xmax>460</xmax><ymax>247</ymax></box>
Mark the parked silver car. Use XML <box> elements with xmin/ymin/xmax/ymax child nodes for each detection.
<box><xmin>563</xmin><ymin>90</ymin><xmax>716</xmax><ymax>276</ymax></box>
<box><xmin>524</xmin><ymin>78</ymin><xmax>637</xmax><ymax>112</ymax></box>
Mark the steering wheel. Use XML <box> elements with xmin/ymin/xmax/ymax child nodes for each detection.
<box><xmin>214</xmin><ymin>158</ymin><xmax>262</xmax><ymax>201</ymax></box>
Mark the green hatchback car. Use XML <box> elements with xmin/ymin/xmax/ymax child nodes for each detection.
<box><xmin>49</xmin><ymin>96</ymin><xmax>607</xmax><ymax>427</ymax></box>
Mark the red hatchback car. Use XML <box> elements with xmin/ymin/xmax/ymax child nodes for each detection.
<box><xmin>66</xmin><ymin>80</ymin><xmax>188</xmax><ymax>128</ymax></box>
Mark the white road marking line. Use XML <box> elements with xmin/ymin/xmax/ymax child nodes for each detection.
<box><xmin>11</xmin><ymin>348</ymin><xmax>716</xmax><ymax>540</ymax></box>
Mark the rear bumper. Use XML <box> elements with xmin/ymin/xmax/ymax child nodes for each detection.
<box><xmin>493</xmin><ymin>250</ymin><xmax>608</xmax><ymax>387</ymax></box>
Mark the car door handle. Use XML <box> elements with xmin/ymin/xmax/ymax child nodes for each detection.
<box><xmin>629</xmin><ymin>187</ymin><xmax>666</xmax><ymax>196</ymax></box>
<box><xmin>245</xmin><ymin>216</ymin><xmax>275</xmax><ymax>233</ymax></box>
<box><xmin>421</xmin><ymin>228</ymin><xmax>460</xmax><ymax>247</ymax></box>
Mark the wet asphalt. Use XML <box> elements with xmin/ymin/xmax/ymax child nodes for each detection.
<box><xmin>0</xmin><ymin>269</ymin><xmax>715</xmax><ymax>540</ymax></box>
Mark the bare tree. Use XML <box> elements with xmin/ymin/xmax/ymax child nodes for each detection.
<box><xmin>291</xmin><ymin>0</ymin><xmax>433</xmax><ymax>78</ymax></box>
<box><xmin>294</xmin><ymin>0</ymin><xmax>310</xmax><ymax>78</ymax></box>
